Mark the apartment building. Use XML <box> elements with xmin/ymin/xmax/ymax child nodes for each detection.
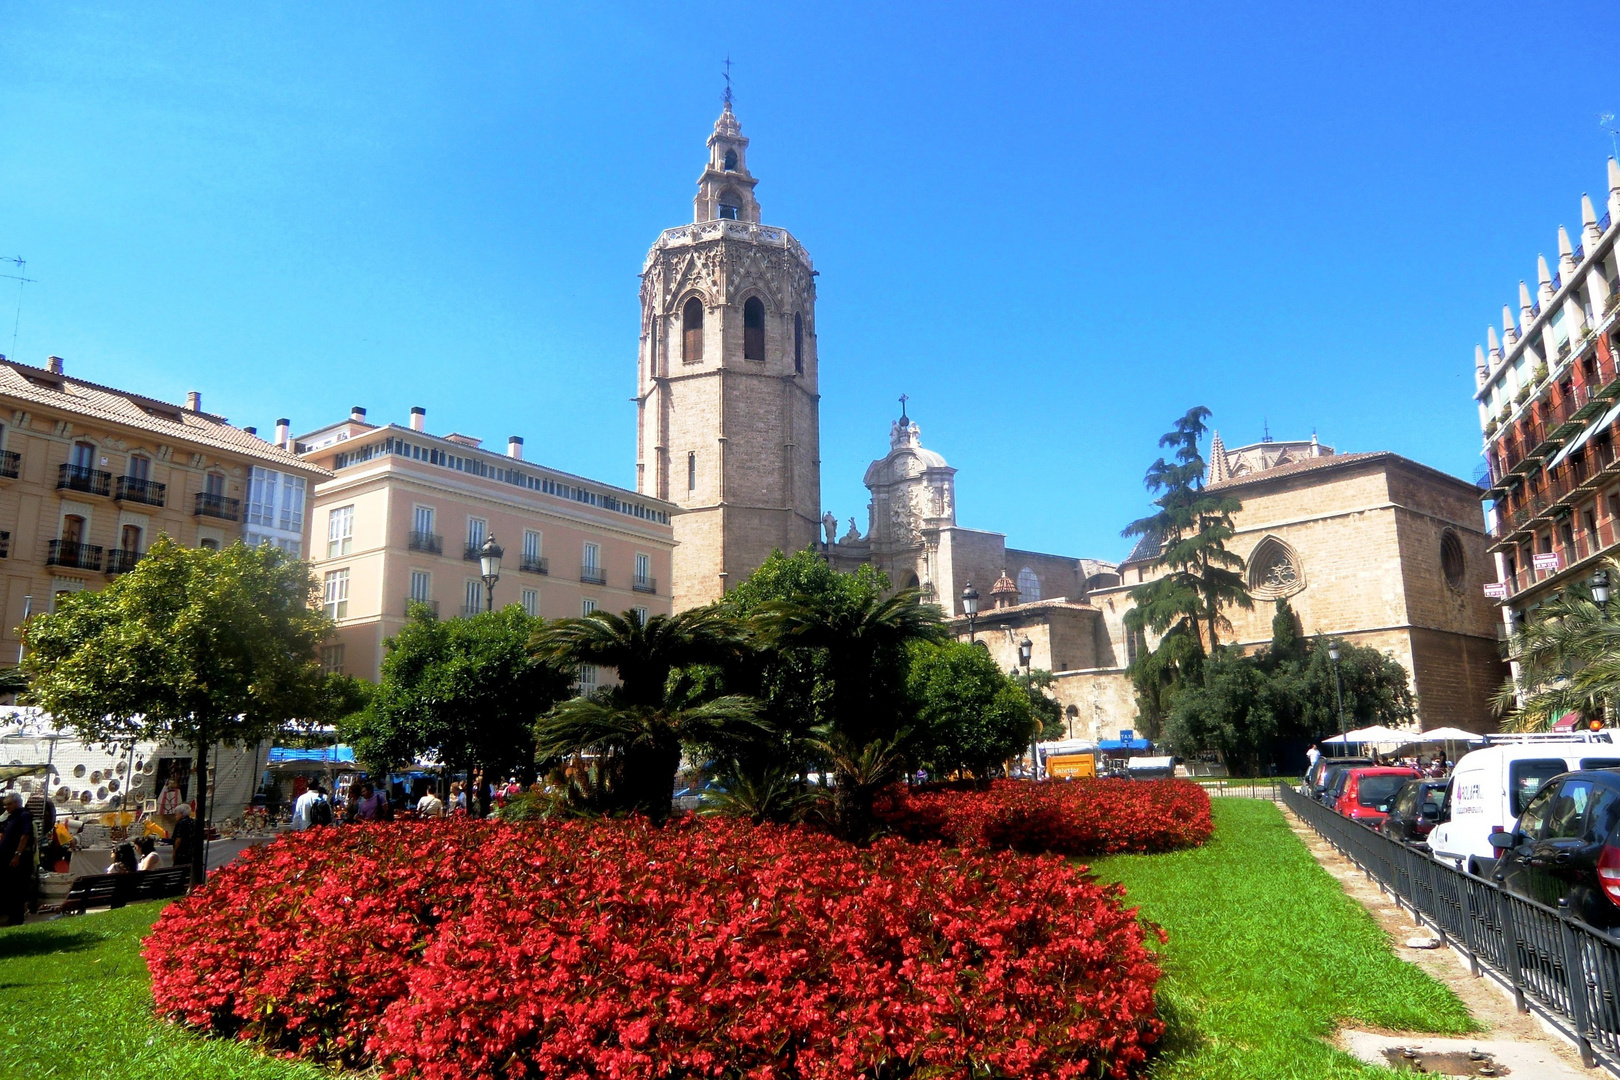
<box><xmin>298</xmin><ymin>406</ymin><xmax>676</xmax><ymax>679</ymax></box>
<box><xmin>1479</xmin><ymin>159</ymin><xmax>1620</xmax><ymax>676</ymax></box>
<box><xmin>0</xmin><ymin>355</ymin><xmax>327</xmax><ymax>660</ymax></box>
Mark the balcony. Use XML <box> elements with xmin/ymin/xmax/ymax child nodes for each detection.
<box><xmin>519</xmin><ymin>555</ymin><xmax>549</xmax><ymax>575</ymax></box>
<box><xmin>105</xmin><ymin>548</ymin><xmax>144</xmax><ymax>575</ymax></box>
<box><xmin>580</xmin><ymin>565</ymin><xmax>607</xmax><ymax>586</ymax></box>
<box><xmin>409</xmin><ymin>531</ymin><xmax>443</xmax><ymax>555</ymax></box>
<box><xmin>47</xmin><ymin>540</ymin><xmax>102</xmax><ymax>571</ymax></box>
<box><xmin>114</xmin><ymin>476</ymin><xmax>167</xmax><ymax>507</ymax></box>
<box><xmin>57</xmin><ymin>463</ymin><xmax>111</xmax><ymax>497</ymax></box>
<box><xmin>193</xmin><ymin>491</ymin><xmax>241</xmax><ymax>521</ymax></box>
<box><xmin>404</xmin><ymin>597</ymin><xmax>440</xmax><ymax>617</ymax></box>
<box><xmin>0</xmin><ymin>450</ymin><xmax>18</xmax><ymax>480</ymax></box>
<box><xmin>632</xmin><ymin>575</ymin><xmax>657</xmax><ymax>594</ymax></box>
<box><xmin>462</xmin><ymin>603</ymin><xmax>486</xmax><ymax>617</ymax></box>
<box><xmin>463</xmin><ymin>543</ymin><xmax>482</xmax><ymax>562</ymax></box>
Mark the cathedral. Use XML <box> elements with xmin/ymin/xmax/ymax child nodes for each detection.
<box><xmin>638</xmin><ymin>101</ymin><xmax>1505</xmax><ymax>740</ymax></box>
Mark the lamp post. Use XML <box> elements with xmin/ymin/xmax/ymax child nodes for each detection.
<box><xmin>962</xmin><ymin>582</ymin><xmax>980</xmax><ymax>642</ymax></box>
<box><xmin>1328</xmin><ymin>641</ymin><xmax>1346</xmax><ymax>750</ymax></box>
<box><xmin>1594</xmin><ymin>570</ymin><xmax>1611</xmax><ymax>605</ymax></box>
<box><xmin>479</xmin><ymin>534</ymin><xmax>503</xmax><ymax>612</ymax></box>
<box><xmin>1019</xmin><ymin>636</ymin><xmax>1036</xmax><ymax>779</ymax></box>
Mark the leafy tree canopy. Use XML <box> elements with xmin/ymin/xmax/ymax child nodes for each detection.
<box><xmin>909</xmin><ymin>641</ymin><xmax>1038</xmax><ymax>779</ymax></box>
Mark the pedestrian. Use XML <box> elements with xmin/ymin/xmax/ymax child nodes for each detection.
<box><xmin>107</xmin><ymin>841</ymin><xmax>138</xmax><ymax>874</ymax></box>
<box><xmin>306</xmin><ymin>786</ymin><xmax>335</xmax><ymax>828</ymax></box>
<box><xmin>136</xmin><ymin>836</ymin><xmax>162</xmax><ymax>871</ymax></box>
<box><xmin>449</xmin><ymin>781</ymin><xmax>466</xmax><ymax>815</ymax></box>
<box><xmin>1305</xmin><ymin>744</ymin><xmax>1321</xmax><ymax>772</ymax></box>
<box><xmin>292</xmin><ymin>783</ymin><xmax>323</xmax><ymax>830</ymax></box>
<box><xmin>170</xmin><ymin>804</ymin><xmax>198</xmax><ymax>872</ymax></box>
<box><xmin>416</xmin><ymin>788</ymin><xmax>445</xmax><ymax>819</ymax></box>
<box><xmin>349</xmin><ymin>781</ymin><xmax>389</xmax><ymax>823</ymax></box>
<box><xmin>0</xmin><ymin>791</ymin><xmax>35</xmax><ymax>926</ymax></box>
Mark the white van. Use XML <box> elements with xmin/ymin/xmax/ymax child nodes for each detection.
<box><xmin>1428</xmin><ymin>732</ymin><xmax>1620</xmax><ymax>875</ymax></box>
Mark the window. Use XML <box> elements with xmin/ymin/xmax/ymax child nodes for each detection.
<box><xmin>467</xmin><ymin>517</ymin><xmax>487</xmax><ymax>551</ymax></box>
<box><xmin>320</xmin><ymin>644</ymin><xmax>345</xmax><ymax>675</ymax></box>
<box><xmin>582</xmin><ymin>598</ymin><xmax>597</xmax><ymax>616</ymax></box>
<box><xmin>322</xmin><ymin>569</ymin><xmax>350</xmax><ymax>620</ymax></box>
<box><xmin>723</xmin><ymin>148</ymin><xmax>737</xmax><ymax>171</ymax></box>
<box><xmin>578</xmin><ymin>664</ymin><xmax>598</xmax><ymax>693</ymax></box>
<box><xmin>1017</xmin><ymin>567</ymin><xmax>1041</xmax><ymax>603</ymax></box>
<box><xmin>522</xmin><ymin>588</ymin><xmax>539</xmax><ymax>617</ymax></box>
<box><xmin>204</xmin><ymin>472</ymin><xmax>225</xmax><ymax>497</ymax></box>
<box><xmin>60</xmin><ymin>514</ymin><xmax>85</xmax><ymax>545</ymax></box>
<box><xmin>794</xmin><ymin>312</ymin><xmax>804</xmax><ymax>374</ymax></box>
<box><xmin>410</xmin><ymin>570</ymin><xmax>432</xmax><ymax>602</ymax></box>
<box><xmin>199</xmin><ymin>537</ymin><xmax>220</xmax><ymax>551</ymax></box>
<box><xmin>688</xmin><ymin>452</ymin><xmax>697</xmax><ymax>492</ymax></box>
<box><xmin>120</xmin><ymin>524</ymin><xmax>142</xmax><ymax>553</ymax></box>
<box><xmin>465</xmin><ymin>579</ymin><xmax>483</xmax><ymax>615</ymax></box>
<box><xmin>635</xmin><ymin>552</ymin><xmax>651</xmax><ymax>584</ymax></box>
<box><xmin>1509</xmin><ymin>759</ymin><xmax>1568</xmax><ymax>817</ymax></box>
<box><xmin>583</xmin><ymin>542</ymin><xmax>600</xmax><ymax>573</ymax></box>
<box><xmin>280</xmin><ymin>475</ymin><xmax>305</xmax><ymax>531</ymax></box>
<box><xmin>743</xmin><ymin>296</ymin><xmax>765</xmax><ymax>360</ymax></box>
<box><xmin>718</xmin><ymin>189</ymin><xmax>741</xmax><ymax>219</ymax></box>
<box><xmin>70</xmin><ymin>442</ymin><xmax>94</xmax><ymax>469</ymax></box>
<box><xmin>126</xmin><ymin>455</ymin><xmax>150</xmax><ymax>482</ymax></box>
<box><xmin>632</xmin><ymin>606</ymin><xmax>648</xmax><ymax>626</ymax></box>
<box><xmin>246</xmin><ymin>467</ymin><xmax>277</xmax><ymax>526</ymax></box>
<box><xmin>414</xmin><ymin>505</ymin><xmax>436</xmax><ymax>536</ymax></box>
<box><xmin>524</xmin><ymin>530</ymin><xmax>541</xmax><ymax>560</ymax></box>
<box><xmin>718</xmin><ymin>202</ymin><xmax>739</xmax><ymax>220</ymax></box>
<box><xmin>682</xmin><ymin>298</ymin><xmax>704</xmax><ymax>362</ymax></box>
<box><xmin>327</xmin><ymin>505</ymin><xmax>354</xmax><ymax>557</ymax></box>
<box><xmin>1440</xmin><ymin>529</ymin><xmax>1466</xmax><ymax>590</ymax></box>
<box><xmin>1247</xmin><ymin>536</ymin><xmax>1305</xmax><ymax>598</ymax></box>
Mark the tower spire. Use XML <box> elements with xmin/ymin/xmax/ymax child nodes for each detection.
<box><xmin>723</xmin><ymin>55</ymin><xmax>733</xmax><ymax>109</ymax></box>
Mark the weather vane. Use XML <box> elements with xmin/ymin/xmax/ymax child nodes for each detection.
<box><xmin>723</xmin><ymin>55</ymin><xmax>733</xmax><ymax>108</ymax></box>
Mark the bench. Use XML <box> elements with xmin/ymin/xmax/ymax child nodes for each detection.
<box><xmin>57</xmin><ymin>867</ymin><xmax>191</xmax><ymax>914</ymax></box>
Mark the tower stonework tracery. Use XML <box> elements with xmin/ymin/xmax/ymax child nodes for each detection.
<box><xmin>637</xmin><ymin>102</ymin><xmax>822</xmax><ymax>609</ymax></box>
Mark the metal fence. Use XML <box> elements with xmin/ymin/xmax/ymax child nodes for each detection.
<box><xmin>1189</xmin><ymin>778</ymin><xmax>1287</xmax><ymax>800</ymax></box>
<box><xmin>1282</xmin><ymin>783</ymin><xmax>1620</xmax><ymax>1072</ymax></box>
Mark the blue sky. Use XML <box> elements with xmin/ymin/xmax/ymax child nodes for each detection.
<box><xmin>2</xmin><ymin>3</ymin><xmax>1617</xmax><ymax>563</ymax></box>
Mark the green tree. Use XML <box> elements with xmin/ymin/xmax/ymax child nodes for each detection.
<box><xmin>22</xmin><ymin>538</ymin><xmax>332</xmax><ymax>882</ymax></box>
<box><xmin>1011</xmin><ymin>668</ymin><xmax>1066</xmax><ymax>740</ymax></box>
<box><xmin>529</xmin><ymin>607</ymin><xmax>763</xmax><ymax>820</ymax></box>
<box><xmin>909</xmin><ymin>641</ymin><xmax>1038</xmax><ymax>780</ymax></box>
<box><xmin>1492</xmin><ymin>574</ymin><xmax>1618</xmax><ymax>730</ymax></box>
<box><xmin>347</xmin><ymin>605</ymin><xmax>572</xmax><ymax>808</ymax></box>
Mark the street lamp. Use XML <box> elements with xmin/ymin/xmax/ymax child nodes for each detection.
<box><xmin>1328</xmin><ymin>641</ymin><xmax>1347</xmax><ymax>749</ymax></box>
<box><xmin>479</xmin><ymin>534</ymin><xmax>503</xmax><ymax>612</ymax></box>
<box><xmin>962</xmin><ymin>581</ymin><xmax>980</xmax><ymax>642</ymax></box>
<box><xmin>1594</xmin><ymin>570</ymin><xmax>1611</xmax><ymax>605</ymax></box>
<box><xmin>1019</xmin><ymin>637</ymin><xmax>1037</xmax><ymax>779</ymax></box>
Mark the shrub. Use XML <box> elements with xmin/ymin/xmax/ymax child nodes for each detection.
<box><xmin>146</xmin><ymin>817</ymin><xmax>1165</xmax><ymax>1079</ymax></box>
<box><xmin>877</xmin><ymin>778</ymin><xmax>1214</xmax><ymax>857</ymax></box>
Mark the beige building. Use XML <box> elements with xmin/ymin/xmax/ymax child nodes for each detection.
<box><xmin>0</xmin><ymin>354</ymin><xmax>326</xmax><ymax>659</ymax></box>
<box><xmin>299</xmin><ymin>407</ymin><xmax>675</xmax><ymax>680</ymax></box>
<box><xmin>637</xmin><ymin>101</ymin><xmax>822</xmax><ymax>610</ymax></box>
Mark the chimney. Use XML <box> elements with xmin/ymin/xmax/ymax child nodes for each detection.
<box><xmin>46</xmin><ymin>356</ymin><xmax>63</xmax><ymax>374</ymax></box>
<box><xmin>507</xmin><ymin>435</ymin><xmax>524</xmax><ymax>460</ymax></box>
<box><xmin>350</xmin><ymin>406</ymin><xmax>367</xmax><ymax>423</ymax></box>
<box><xmin>409</xmin><ymin>406</ymin><xmax>425</xmax><ymax>432</ymax></box>
<box><xmin>274</xmin><ymin>418</ymin><xmax>290</xmax><ymax>447</ymax></box>
<box><xmin>186</xmin><ymin>391</ymin><xmax>201</xmax><ymax>411</ymax></box>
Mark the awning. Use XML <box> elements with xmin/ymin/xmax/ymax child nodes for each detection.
<box><xmin>1098</xmin><ymin>738</ymin><xmax>1152</xmax><ymax>752</ymax></box>
<box><xmin>267</xmin><ymin>745</ymin><xmax>355</xmax><ymax>765</ymax></box>
<box><xmin>0</xmin><ymin>763</ymin><xmax>52</xmax><ymax>782</ymax></box>
<box><xmin>1321</xmin><ymin>725</ymin><xmax>1414</xmax><ymax>747</ymax></box>
<box><xmin>1553</xmin><ymin>711</ymin><xmax>1584</xmax><ymax>732</ymax></box>
<box><xmin>1547</xmin><ymin>399</ymin><xmax>1620</xmax><ymax>470</ymax></box>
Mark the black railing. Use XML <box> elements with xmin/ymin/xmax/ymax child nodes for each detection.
<box><xmin>520</xmin><ymin>555</ymin><xmax>549</xmax><ymax>575</ymax></box>
<box><xmin>461</xmin><ymin>603</ymin><xmax>485</xmax><ymax>617</ymax></box>
<box><xmin>105</xmin><ymin>549</ymin><xmax>143</xmax><ymax>574</ymax></box>
<box><xmin>0</xmin><ymin>531</ymin><xmax>11</xmax><ymax>559</ymax></box>
<box><xmin>57</xmin><ymin>463</ymin><xmax>111</xmax><ymax>496</ymax></box>
<box><xmin>1283</xmin><ymin>784</ymin><xmax>1620</xmax><ymax>1070</ymax></box>
<box><xmin>0</xmin><ymin>450</ymin><xmax>19</xmax><ymax>479</ymax></box>
<box><xmin>114</xmin><ymin>476</ymin><xmax>166</xmax><ymax>507</ymax></box>
<box><xmin>580</xmin><ymin>566</ymin><xmax>607</xmax><ymax>585</ymax></box>
<box><xmin>632</xmin><ymin>575</ymin><xmax>657</xmax><ymax>594</ymax></box>
<box><xmin>193</xmin><ymin>492</ymin><xmax>241</xmax><ymax>521</ymax></box>
<box><xmin>408</xmin><ymin>531</ymin><xmax>443</xmax><ymax>554</ymax></box>
<box><xmin>404</xmin><ymin>597</ymin><xmax>440</xmax><ymax>617</ymax></box>
<box><xmin>46</xmin><ymin>540</ymin><xmax>102</xmax><ymax>570</ymax></box>
<box><xmin>463</xmin><ymin>543</ymin><xmax>483</xmax><ymax>562</ymax></box>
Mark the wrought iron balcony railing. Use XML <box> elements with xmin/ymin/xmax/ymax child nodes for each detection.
<box><xmin>408</xmin><ymin>531</ymin><xmax>443</xmax><ymax>554</ymax></box>
<box><xmin>0</xmin><ymin>451</ymin><xmax>19</xmax><ymax>480</ymax></box>
<box><xmin>520</xmin><ymin>555</ymin><xmax>549</xmax><ymax>575</ymax></box>
<box><xmin>463</xmin><ymin>543</ymin><xmax>483</xmax><ymax>562</ymax></box>
<box><xmin>105</xmin><ymin>548</ymin><xmax>144</xmax><ymax>574</ymax></box>
<box><xmin>193</xmin><ymin>491</ymin><xmax>241</xmax><ymax>521</ymax></box>
<box><xmin>632</xmin><ymin>575</ymin><xmax>657</xmax><ymax>594</ymax></box>
<box><xmin>580</xmin><ymin>566</ymin><xmax>607</xmax><ymax>585</ymax></box>
<box><xmin>114</xmin><ymin>476</ymin><xmax>167</xmax><ymax>507</ymax></box>
<box><xmin>404</xmin><ymin>597</ymin><xmax>440</xmax><ymax>617</ymax></box>
<box><xmin>47</xmin><ymin>540</ymin><xmax>102</xmax><ymax>570</ymax></box>
<box><xmin>57</xmin><ymin>463</ymin><xmax>111</xmax><ymax>496</ymax></box>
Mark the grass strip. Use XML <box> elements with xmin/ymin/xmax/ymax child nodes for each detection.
<box><xmin>0</xmin><ymin>903</ymin><xmax>316</xmax><ymax>1080</ymax></box>
<box><xmin>1090</xmin><ymin>797</ymin><xmax>1479</xmax><ymax>1080</ymax></box>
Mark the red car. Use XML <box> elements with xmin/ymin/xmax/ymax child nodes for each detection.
<box><xmin>1333</xmin><ymin>767</ymin><xmax>1421</xmax><ymax>826</ymax></box>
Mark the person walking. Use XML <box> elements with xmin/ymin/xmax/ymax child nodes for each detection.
<box><xmin>350</xmin><ymin>781</ymin><xmax>389</xmax><ymax>823</ymax></box>
<box><xmin>170</xmin><ymin>804</ymin><xmax>198</xmax><ymax>874</ymax></box>
<box><xmin>416</xmin><ymin>788</ymin><xmax>445</xmax><ymax>819</ymax></box>
<box><xmin>292</xmin><ymin>784</ymin><xmax>322</xmax><ymax>830</ymax></box>
<box><xmin>1</xmin><ymin>791</ymin><xmax>37</xmax><ymax>926</ymax></box>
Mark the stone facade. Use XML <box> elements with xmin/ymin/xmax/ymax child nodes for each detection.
<box><xmin>638</xmin><ymin>104</ymin><xmax>821</xmax><ymax>610</ymax></box>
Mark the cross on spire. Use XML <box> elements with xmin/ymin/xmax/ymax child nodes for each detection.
<box><xmin>723</xmin><ymin>55</ymin><xmax>733</xmax><ymax>108</ymax></box>
<box><xmin>899</xmin><ymin>393</ymin><xmax>909</xmax><ymax>422</ymax></box>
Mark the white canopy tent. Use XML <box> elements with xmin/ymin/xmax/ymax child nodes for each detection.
<box><xmin>1320</xmin><ymin>725</ymin><xmax>1414</xmax><ymax>748</ymax></box>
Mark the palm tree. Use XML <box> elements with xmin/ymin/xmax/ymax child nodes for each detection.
<box><xmin>529</xmin><ymin>607</ymin><xmax>742</xmax><ymax>706</ymax></box>
<box><xmin>1495</xmin><ymin>569</ymin><xmax>1620</xmax><ymax>730</ymax></box>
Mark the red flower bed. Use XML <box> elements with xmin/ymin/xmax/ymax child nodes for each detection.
<box><xmin>876</xmin><ymin>779</ymin><xmax>1213</xmax><ymax>857</ymax></box>
<box><xmin>146</xmin><ymin>817</ymin><xmax>1165</xmax><ymax>1079</ymax></box>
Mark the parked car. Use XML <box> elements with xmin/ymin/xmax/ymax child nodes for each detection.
<box><xmin>1428</xmin><ymin>733</ymin><xmax>1620</xmax><ymax>877</ymax></box>
<box><xmin>1333</xmin><ymin>767</ymin><xmax>1421</xmax><ymax>826</ymax></box>
<box><xmin>1306</xmin><ymin>756</ymin><xmax>1373</xmax><ymax>799</ymax></box>
<box><xmin>1489</xmin><ymin>769</ymin><xmax>1620</xmax><ymax>931</ymax></box>
<box><xmin>1379</xmin><ymin>779</ymin><xmax>1449</xmax><ymax>844</ymax></box>
<box><xmin>1319</xmin><ymin>761</ymin><xmax>1370</xmax><ymax>807</ymax></box>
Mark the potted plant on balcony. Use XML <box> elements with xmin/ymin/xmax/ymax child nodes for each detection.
<box><xmin>1532</xmin><ymin>361</ymin><xmax>1549</xmax><ymax>385</ymax></box>
<box><xmin>1498</xmin><ymin>403</ymin><xmax>1512</xmax><ymax>422</ymax></box>
<box><xmin>1515</xmin><ymin>385</ymin><xmax>1532</xmax><ymax>406</ymax></box>
<box><xmin>1485</xmin><ymin>418</ymin><xmax>1499</xmax><ymax>438</ymax></box>
<box><xmin>1607</xmin><ymin>289</ymin><xmax>1620</xmax><ymax>314</ymax></box>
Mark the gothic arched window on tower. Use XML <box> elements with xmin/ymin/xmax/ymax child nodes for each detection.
<box><xmin>723</xmin><ymin>149</ymin><xmax>737</xmax><ymax>171</ymax></box>
<box><xmin>682</xmin><ymin>298</ymin><xmax>704</xmax><ymax>363</ymax></box>
<box><xmin>1017</xmin><ymin>567</ymin><xmax>1042</xmax><ymax>602</ymax></box>
<box><xmin>718</xmin><ymin>189</ymin><xmax>741</xmax><ymax>220</ymax></box>
<box><xmin>794</xmin><ymin>312</ymin><xmax>804</xmax><ymax>374</ymax></box>
<box><xmin>743</xmin><ymin>297</ymin><xmax>765</xmax><ymax>360</ymax></box>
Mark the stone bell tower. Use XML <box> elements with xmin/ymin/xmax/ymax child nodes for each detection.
<box><xmin>636</xmin><ymin>100</ymin><xmax>822</xmax><ymax>610</ymax></box>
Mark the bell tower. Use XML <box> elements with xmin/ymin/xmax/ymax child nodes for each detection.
<box><xmin>636</xmin><ymin>101</ymin><xmax>822</xmax><ymax>610</ymax></box>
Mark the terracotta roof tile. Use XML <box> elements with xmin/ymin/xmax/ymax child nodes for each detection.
<box><xmin>1204</xmin><ymin>451</ymin><xmax>1389</xmax><ymax>491</ymax></box>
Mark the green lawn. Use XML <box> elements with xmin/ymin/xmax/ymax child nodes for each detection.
<box><xmin>0</xmin><ymin>904</ymin><xmax>315</xmax><ymax>1080</ymax></box>
<box><xmin>1090</xmin><ymin>798</ymin><xmax>1480</xmax><ymax>1080</ymax></box>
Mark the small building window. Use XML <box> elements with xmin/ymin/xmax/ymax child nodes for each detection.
<box><xmin>1017</xmin><ymin>567</ymin><xmax>1042</xmax><ymax>603</ymax></box>
<box><xmin>464</xmin><ymin>579</ymin><xmax>483</xmax><ymax>616</ymax></box>
<box><xmin>321</xmin><ymin>644</ymin><xmax>345</xmax><ymax>675</ymax></box>
<box><xmin>682</xmin><ymin>298</ymin><xmax>704</xmax><ymax>362</ymax></box>
<box><xmin>327</xmin><ymin>505</ymin><xmax>354</xmax><ymax>558</ymax></box>
<box><xmin>521</xmin><ymin>588</ymin><xmax>539</xmax><ymax>617</ymax></box>
<box><xmin>794</xmin><ymin>312</ymin><xmax>804</xmax><ymax>374</ymax></box>
<box><xmin>723</xmin><ymin>149</ymin><xmax>737</xmax><ymax>171</ymax></box>
<box><xmin>688</xmin><ymin>452</ymin><xmax>697</xmax><ymax>492</ymax></box>
<box><xmin>743</xmin><ymin>297</ymin><xmax>765</xmax><ymax>360</ymax></box>
<box><xmin>1441</xmin><ymin>529</ymin><xmax>1466</xmax><ymax>590</ymax></box>
<box><xmin>323</xmin><ymin>569</ymin><xmax>350</xmax><ymax>620</ymax></box>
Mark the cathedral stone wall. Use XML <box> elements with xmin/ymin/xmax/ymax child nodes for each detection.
<box><xmin>1004</xmin><ymin>547</ymin><xmax>1085</xmax><ymax>604</ymax></box>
